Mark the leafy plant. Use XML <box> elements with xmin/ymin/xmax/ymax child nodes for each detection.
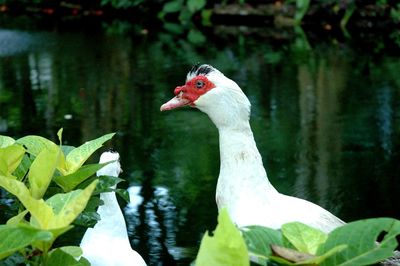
<box><xmin>196</xmin><ymin>209</ymin><xmax>400</xmax><ymax>265</ymax></box>
<box><xmin>195</xmin><ymin>208</ymin><xmax>249</xmax><ymax>266</ymax></box>
<box><xmin>0</xmin><ymin>130</ymin><xmax>116</xmax><ymax>265</ymax></box>
<box><xmin>158</xmin><ymin>0</ymin><xmax>208</xmax><ymax>44</ymax></box>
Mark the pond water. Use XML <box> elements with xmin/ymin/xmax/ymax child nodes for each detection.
<box><xmin>1</xmin><ymin>20</ymin><xmax>400</xmax><ymax>265</ymax></box>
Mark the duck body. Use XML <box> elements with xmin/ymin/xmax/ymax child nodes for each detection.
<box><xmin>80</xmin><ymin>152</ymin><xmax>146</xmax><ymax>266</ymax></box>
<box><xmin>161</xmin><ymin>64</ymin><xmax>345</xmax><ymax>233</ymax></box>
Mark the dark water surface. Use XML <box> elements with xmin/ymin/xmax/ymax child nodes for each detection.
<box><xmin>1</xmin><ymin>21</ymin><xmax>400</xmax><ymax>265</ymax></box>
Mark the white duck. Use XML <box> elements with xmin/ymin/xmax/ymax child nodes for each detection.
<box><xmin>80</xmin><ymin>151</ymin><xmax>147</xmax><ymax>266</ymax></box>
<box><xmin>161</xmin><ymin>64</ymin><xmax>345</xmax><ymax>233</ymax></box>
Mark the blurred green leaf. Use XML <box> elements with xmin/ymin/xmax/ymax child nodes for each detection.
<box><xmin>187</xmin><ymin>0</ymin><xmax>206</xmax><ymax>13</ymax></box>
<box><xmin>164</xmin><ymin>22</ymin><xmax>185</xmax><ymax>34</ymax></box>
<box><xmin>162</xmin><ymin>0</ymin><xmax>183</xmax><ymax>13</ymax></box>
<box><xmin>188</xmin><ymin>29</ymin><xmax>206</xmax><ymax>44</ymax></box>
<box><xmin>196</xmin><ymin>208</ymin><xmax>249</xmax><ymax>266</ymax></box>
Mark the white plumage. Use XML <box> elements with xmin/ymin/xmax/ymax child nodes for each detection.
<box><xmin>161</xmin><ymin>64</ymin><xmax>345</xmax><ymax>233</ymax></box>
<box><xmin>80</xmin><ymin>151</ymin><xmax>146</xmax><ymax>266</ymax></box>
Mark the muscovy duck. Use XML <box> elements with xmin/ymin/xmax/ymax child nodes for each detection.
<box><xmin>80</xmin><ymin>151</ymin><xmax>147</xmax><ymax>266</ymax></box>
<box><xmin>161</xmin><ymin>64</ymin><xmax>345</xmax><ymax>233</ymax></box>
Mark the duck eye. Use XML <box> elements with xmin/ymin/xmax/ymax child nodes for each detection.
<box><xmin>196</xmin><ymin>80</ymin><xmax>205</xmax><ymax>89</ymax></box>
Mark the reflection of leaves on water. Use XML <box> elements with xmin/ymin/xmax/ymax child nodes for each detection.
<box><xmin>125</xmin><ymin>185</ymin><xmax>189</xmax><ymax>265</ymax></box>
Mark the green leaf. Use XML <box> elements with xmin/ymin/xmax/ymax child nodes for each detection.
<box><xmin>196</xmin><ymin>208</ymin><xmax>249</xmax><ymax>266</ymax></box>
<box><xmin>0</xmin><ymin>135</ymin><xmax>15</xmax><ymax>148</ymax></box>
<box><xmin>6</xmin><ymin>210</ymin><xmax>28</xmax><ymax>226</ymax></box>
<box><xmin>17</xmin><ymin>135</ymin><xmax>58</xmax><ymax>156</ymax></box>
<box><xmin>61</xmin><ymin>145</ymin><xmax>76</xmax><ymax>156</ymax></box>
<box><xmin>52</xmin><ymin>246</ymin><xmax>83</xmax><ymax>258</ymax></box>
<box><xmin>0</xmin><ymin>224</ymin><xmax>52</xmax><ymax>260</ymax></box>
<box><xmin>54</xmin><ymin>162</ymin><xmax>109</xmax><ymax>192</ymax></box>
<box><xmin>162</xmin><ymin>0</ymin><xmax>183</xmax><ymax>13</ymax></box>
<box><xmin>46</xmin><ymin>180</ymin><xmax>99</xmax><ymax>228</ymax></box>
<box><xmin>13</xmin><ymin>154</ymin><xmax>32</xmax><ymax>180</ymax></box>
<box><xmin>17</xmin><ymin>135</ymin><xmax>67</xmax><ymax>175</ymax></box>
<box><xmin>48</xmin><ymin>248</ymin><xmax>89</xmax><ymax>266</ymax></box>
<box><xmin>29</xmin><ymin>147</ymin><xmax>60</xmax><ymax>199</ymax></box>
<box><xmin>188</xmin><ymin>29</ymin><xmax>206</xmax><ymax>44</ymax></box>
<box><xmin>163</xmin><ymin>23</ymin><xmax>185</xmax><ymax>34</ymax></box>
<box><xmin>93</xmin><ymin>174</ymin><xmax>124</xmax><ymax>194</ymax></box>
<box><xmin>65</xmin><ymin>133</ymin><xmax>115</xmax><ymax>174</ymax></box>
<box><xmin>187</xmin><ymin>0</ymin><xmax>206</xmax><ymax>13</ymax></box>
<box><xmin>0</xmin><ymin>144</ymin><xmax>26</xmax><ymax>175</ymax></box>
<box><xmin>0</xmin><ymin>175</ymin><xmax>55</xmax><ymax>229</ymax></box>
<box><xmin>282</xmin><ymin>222</ymin><xmax>327</xmax><ymax>254</ymax></box>
<box><xmin>319</xmin><ymin>218</ymin><xmax>400</xmax><ymax>266</ymax></box>
<box><xmin>241</xmin><ymin>225</ymin><xmax>282</xmax><ymax>264</ymax></box>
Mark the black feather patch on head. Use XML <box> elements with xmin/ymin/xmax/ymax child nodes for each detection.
<box><xmin>189</xmin><ymin>63</ymin><xmax>214</xmax><ymax>77</ymax></box>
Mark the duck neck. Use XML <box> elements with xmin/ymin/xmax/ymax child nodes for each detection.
<box><xmin>216</xmin><ymin>121</ymin><xmax>278</xmax><ymax>206</ymax></box>
<box><xmin>96</xmin><ymin>192</ymin><xmax>129</xmax><ymax>237</ymax></box>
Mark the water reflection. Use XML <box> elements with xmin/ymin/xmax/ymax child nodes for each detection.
<box><xmin>0</xmin><ymin>26</ymin><xmax>400</xmax><ymax>265</ymax></box>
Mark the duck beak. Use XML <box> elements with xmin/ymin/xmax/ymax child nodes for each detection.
<box><xmin>160</xmin><ymin>95</ymin><xmax>191</xmax><ymax>111</ymax></box>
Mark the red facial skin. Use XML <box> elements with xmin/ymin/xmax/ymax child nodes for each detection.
<box><xmin>174</xmin><ymin>76</ymin><xmax>215</xmax><ymax>106</ymax></box>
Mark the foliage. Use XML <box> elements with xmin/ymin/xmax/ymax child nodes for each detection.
<box><xmin>195</xmin><ymin>208</ymin><xmax>249</xmax><ymax>266</ymax></box>
<box><xmin>195</xmin><ymin>210</ymin><xmax>400</xmax><ymax>265</ymax></box>
<box><xmin>0</xmin><ymin>130</ymin><xmax>115</xmax><ymax>265</ymax></box>
<box><xmin>158</xmin><ymin>0</ymin><xmax>208</xmax><ymax>44</ymax></box>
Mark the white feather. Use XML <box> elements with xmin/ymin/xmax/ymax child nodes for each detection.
<box><xmin>80</xmin><ymin>151</ymin><xmax>147</xmax><ymax>266</ymax></box>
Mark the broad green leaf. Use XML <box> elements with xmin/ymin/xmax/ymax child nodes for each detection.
<box><xmin>241</xmin><ymin>225</ymin><xmax>282</xmax><ymax>264</ymax></box>
<box><xmin>282</xmin><ymin>222</ymin><xmax>327</xmax><ymax>254</ymax></box>
<box><xmin>46</xmin><ymin>180</ymin><xmax>99</xmax><ymax>228</ymax></box>
<box><xmin>0</xmin><ymin>135</ymin><xmax>15</xmax><ymax>148</ymax></box>
<box><xmin>196</xmin><ymin>208</ymin><xmax>249</xmax><ymax>266</ymax></box>
<box><xmin>0</xmin><ymin>224</ymin><xmax>52</xmax><ymax>260</ymax></box>
<box><xmin>65</xmin><ymin>133</ymin><xmax>115</xmax><ymax>174</ymax></box>
<box><xmin>48</xmin><ymin>248</ymin><xmax>89</xmax><ymax>266</ymax></box>
<box><xmin>17</xmin><ymin>135</ymin><xmax>67</xmax><ymax>175</ymax></box>
<box><xmin>319</xmin><ymin>218</ymin><xmax>400</xmax><ymax>266</ymax></box>
<box><xmin>29</xmin><ymin>147</ymin><xmax>60</xmax><ymax>199</ymax></box>
<box><xmin>0</xmin><ymin>175</ymin><xmax>55</xmax><ymax>229</ymax></box>
<box><xmin>0</xmin><ymin>144</ymin><xmax>26</xmax><ymax>175</ymax></box>
<box><xmin>17</xmin><ymin>135</ymin><xmax>58</xmax><ymax>156</ymax></box>
<box><xmin>6</xmin><ymin>210</ymin><xmax>28</xmax><ymax>226</ymax></box>
<box><xmin>54</xmin><ymin>162</ymin><xmax>109</xmax><ymax>192</ymax></box>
